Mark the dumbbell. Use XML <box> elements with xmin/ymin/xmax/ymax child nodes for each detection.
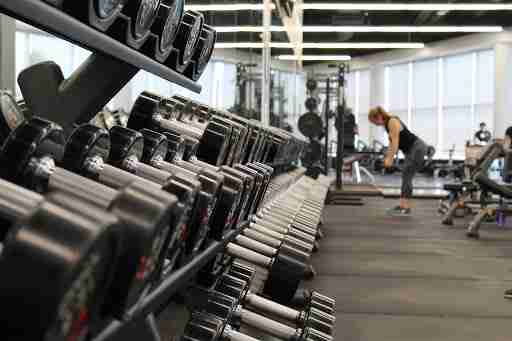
<box><xmin>0</xmin><ymin>118</ymin><xmax>181</xmax><ymax>317</ymax></box>
<box><xmin>134</xmin><ymin>129</ymin><xmax>246</xmax><ymax>246</ymax></box>
<box><xmin>128</xmin><ymin>92</ymin><xmax>233</xmax><ymax>166</ymax></box>
<box><xmin>76</xmin><ymin>125</ymin><xmax>204</xmax><ymax>270</ymax></box>
<box><xmin>138</xmin><ymin>128</ymin><xmax>223</xmax><ymax>257</ymax></box>
<box><xmin>171</xmin><ymin>97</ymin><xmax>248</xmax><ymax>166</ymax></box>
<box><xmin>0</xmin><ymin>177</ymin><xmax>119</xmax><ymax>340</ymax></box>
<box><xmin>228</xmin><ymin>261</ymin><xmax>335</xmax><ymax>315</ymax></box>
<box><xmin>169</xmin><ymin>11</ymin><xmax>205</xmax><ymax>73</ymax></box>
<box><xmin>215</xmin><ymin>274</ymin><xmax>335</xmax><ymax>335</ymax></box>
<box><xmin>224</xmin><ymin>241</ymin><xmax>307</xmax><ymax>304</ymax></box>
<box><xmin>201</xmin><ymin>291</ymin><xmax>333</xmax><ymax>341</ymax></box>
<box><xmin>183</xmin><ymin>311</ymin><xmax>262</xmax><ymax>341</ymax></box>
<box><xmin>183</xmin><ymin>25</ymin><xmax>217</xmax><ymax>81</ymax></box>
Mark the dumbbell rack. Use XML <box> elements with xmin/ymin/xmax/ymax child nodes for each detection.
<box><xmin>0</xmin><ymin>0</ymin><xmax>201</xmax><ymax>133</ymax></box>
<box><xmin>92</xmin><ymin>222</ymin><xmax>249</xmax><ymax>341</ymax></box>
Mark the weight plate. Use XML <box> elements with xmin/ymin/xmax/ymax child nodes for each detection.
<box><xmin>298</xmin><ymin>112</ymin><xmax>323</xmax><ymax>139</ymax></box>
<box><xmin>306</xmin><ymin>79</ymin><xmax>318</xmax><ymax>92</ymax></box>
<box><xmin>305</xmin><ymin>97</ymin><xmax>318</xmax><ymax>113</ymax></box>
<box><xmin>155</xmin><ymin>0</ymin><xmax>185</xmax><ymax>54</ymax></box>
<box><xmin>95</xmin><ymin>0</ymin><xmax>123</xmax><ymax>19</ymax></box>
<box><xmin>134</xmin><ymin>0</ymin><xmax>161</xmax><ymax>39</ymax></box>
<box><xmin>184</xmin><ymin>12</ymin><xmax>204</xmax><ymax>64</ymax></box>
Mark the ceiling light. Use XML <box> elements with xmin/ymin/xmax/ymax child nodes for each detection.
<box><xmin>215</xmin><ymin>42</ymin><xmax>424</xmax><ymax>49</ymax></box>
<box><xmin>277</xmin><ymin>55</ymin><xmax>352</xmax><ymax>61</ymax></box>
<box><xmin>184</xmin><ymin>4</ymin><xmax>274</xmax><ymax>11</ymax></box>
<box><xmin>213</xmin><ymin>26</ymin><xmax>503</xmax><ymax>33</ymax></box>
<box><xmin>215</xmin><ymin>42</ymin><xmax>265</xmax><ymax>48</ymax></box>
<box><xmin>300</xmin><ymin>3</ymin><xmax>512</xmax><ymax>11</ymax></box>
<box><xmin>302</xmin><ymin>26</ymin><xmax>503</xmax><ymax>33</ymax></box>
<box><xmin>214</xmin><ymin>26</ymin><xmax>285</xmax><ymax>33</ymax></box>
<box><xmin>300</xmin><ymin>42</ymin><xmax>425</xmax><ymax>49</ymax></box>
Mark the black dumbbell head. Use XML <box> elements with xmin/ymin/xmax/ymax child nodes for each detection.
<box><xmin>228</xmin><ymin>261</ymin><xmax>256</xmax><ymax>284</ymax></box>
<box><xmin>182</xmin><ymin>311</ymin><xmax>224</xmax><ymax>341</ymax></box>
<box><xmin>301</xmin><ymin>327</ymin><xmax>333</xmax><ymax>341</ymax></box>
<box><xmin>0</xmin><ymin>197</ymin><xmax>119</xmax><ymax>340</ymax></box>
<box><xmin>303</xmin><ymin>308</ymin><xmax>335</xmax><ymax>335</ymax></box>
<box><xmin>128</xmin><ymin>92</ymin><xmax>162</xmax><ymax>132</ymax></box>
<box><xmin>163</xmin><ymin>131</ymin><xmax>185</xmax><ymax>162</ymax></box>
<box><xmin>186</xmin><ymin>25</ymin><xmax>216</xmax><ymax>80</ymax></box>
<box><xmin>263</xmin><ymin>254</ymin><xmax>306</xmax><ymax>304</ymax></box>
<box><xmin>139</xmin><ymin>128</ymin><xmax>168</xmax><ymax>163</ymax></box>
<box><xmin>63</xmin><ymin>124</ymin><xmax>110</xmax><ymax>176</ymax></box>
<box><xmin>0</xmin><ymin>117</ymin><xmax>65</xmax><ymax>187</ymax></box>
<box><xmin>307</xmin><ymin>291</ymin><xmax>335</xmax><ymax>315</ymax></box>
<box><xmin>214</xmin><ymin>274</ymin><xmax>249</xmax><ymax>303</ymax></box>
<box><xmin>152</xmin><ymin>0</ymin><xmax>185</xmax><ymax>54</ymax></box>
<box><xmin>108</xmin><ymin>126</ymin><xmax>144</xmax><ymax>167</ymax></box>
<box><xmin>173</xmin><ymin>11</ymin><xmax>204</xmax><ymax>67</ymax></box>
<box><xmin>204</xmin><ymin>291</ymin><xmax>238</xmax><ymax>321</ymax></box>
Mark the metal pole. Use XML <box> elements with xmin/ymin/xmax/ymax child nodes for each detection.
<box><xmin>325</xmin><ymin>77</ymin><xmax>330</xmax><ymax>175</ymax></box>
<box><xmin>336</xmin><ymin>76</ymin><xmax>343</xmax><ymax>189</ymax></box>
<box><xmin>261</xmin><ymin>0</ymin><xmax>272</xmax><ymax>126</ymax></box>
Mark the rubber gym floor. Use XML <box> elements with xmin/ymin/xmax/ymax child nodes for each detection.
<box><xmin>306</xmin><ymin>197</ymin><xmax>512</xmax><ymax>340</ymax></box>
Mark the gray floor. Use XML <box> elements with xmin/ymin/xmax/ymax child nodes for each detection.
<box><xmin>305</xmin><ymin>199</ymin><xmax>512</xmax><ymax>341</ymax></box>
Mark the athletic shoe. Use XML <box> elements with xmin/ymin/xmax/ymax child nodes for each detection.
<box><xmin>387</xmin><ymin>206</ymin><xmax>412</xmax><ymax>216</ymax></box>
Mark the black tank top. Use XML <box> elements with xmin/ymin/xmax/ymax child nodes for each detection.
<box><xmin>384</xmin><ymin>116</ymin><xmax>418</xmax><ymax>154</ymax></box>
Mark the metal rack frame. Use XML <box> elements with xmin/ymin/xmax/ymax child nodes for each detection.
<box><xmin>0</xmin><ymin>0</ymin><xmax>201</xmax><ymax>132</ymax></box>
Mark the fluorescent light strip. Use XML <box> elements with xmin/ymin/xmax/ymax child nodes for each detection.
<box><xmin>214</xmin><ymin>26</ymin><xmax>286</xmax><ymax>33</ymax></box>
<box><xmin>302</xmin><ymin>26</ymin><xmax>503</xmax><ymax>33</ymax></box>
<box><xmin>185</xmin><ymin>4</ymin><xmax>274</xmax><ymax>11</ymax></box>
<box><xmin>214</xmin><ymin>26</ymin><xmax>503</xmax><ymax>33</ymax></box>
<box><xmin>278</xmin><ymin>55</ymin><xmax>352</xmax><ymax>61</ymax></box>
<box><xmin>215</xmin><ymin>42</ymin><xmax>425</xmax><ymax>49</ymax></box>
<box><xmin>301</xmin><ymin>3</ymin><xmax>512</xmax><ymax>11</ymax></box>
<box><xmin>186</xmin><ymin>3</ymin><xmax>512</xmax><ymax>11</ymax></box>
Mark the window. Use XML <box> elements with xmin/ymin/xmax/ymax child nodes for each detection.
<box><xmin>358</xmin><ymin>70</ymin><xmax>371</xmax><ymax>142</ymax></box>
<box><xmin>443</xmin><ymin>53</ymin><xmax>473</xmax><ymax>153</ymax></box>
<box><xmin>475</xmin><ymin>49</ymin><xmax>495</xmax><ymax>132</ymax></box>
<box><xmin>387</xmin><ymin>63</ymin><xmax>410</xmax><ymax>124</ymax></box>
<box><xmin>412</xmin><ymin>58</ymin><xmax>438</xmax><ymax>148</ymax></box>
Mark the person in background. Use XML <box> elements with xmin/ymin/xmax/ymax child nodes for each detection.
<box><xmin>474</xmin><ymin>122</ymin><xmax>492</xmax><ymax>145</ymax></box>
<box><xmin>505</xmin><ymin>126</ymin><xmax>512</xmax><ymax>149</ymax></box>
<box><xmin>368</xmin><ymin>106</ymin><xmax>428</xmax><ymax>216</ymax></box>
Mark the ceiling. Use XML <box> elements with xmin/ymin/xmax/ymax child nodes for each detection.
<box><xmin>194</xmin><ymin>0</ymin><xmax>512</xmax><ymax>60</ymax></box>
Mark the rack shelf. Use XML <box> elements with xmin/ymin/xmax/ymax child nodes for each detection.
<box><xmin>92</xmin><ymin>221</ymin><xmax>249</xmax><ymax>341</ymax></box>
<box><xmin>0</xmin><ymin>0</ymin><xmax>201</xmax><ymax>93</ymax></box>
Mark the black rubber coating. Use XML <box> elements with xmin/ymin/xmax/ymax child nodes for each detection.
<box><xmin>128</xmin><ymin>92</ymin><xmax>161</xmax><ymax>132</ymax></box>
<box><xmin>62</xmin><ymin>124</ymin><xmax>110</xmax><ymax>175</ymax></box>
<box><xmin>0</xmin><ymin>117</ymin><xmax>65</xmax><ymax>187</ymax></box>
<box><xmin>139</xmin><ymin>128</ymin><xmax>168</xmax><ymax>163</ymax></box>
<box><xmin>264</xmin><ymin>253</ymin><xmax>307</xmax><ymax>304</ymax></box>
<box><xmin>108</xmin><ymin>126</ymin><xmax>144</xmax><ymax>167</ymax></box>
